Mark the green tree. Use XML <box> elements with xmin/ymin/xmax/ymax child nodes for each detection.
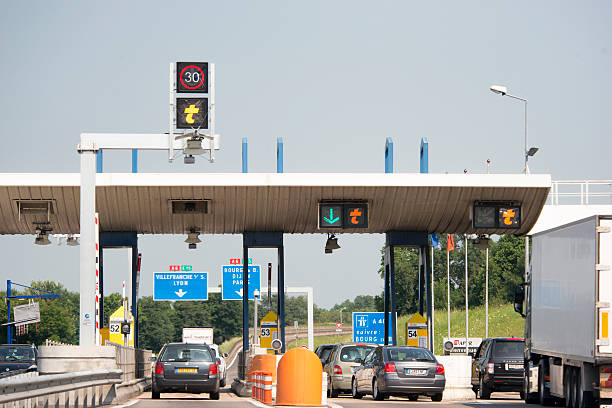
<box><xmin>138</xmin><ymin>296</ymin><xmax>177</xmax><ymax>353</ymax></box>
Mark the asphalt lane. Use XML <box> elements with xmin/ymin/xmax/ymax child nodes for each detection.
<box><xmin>126</xmin><ymin>389</ymin><xmax>254</xmax><ymax>408</ymax></box>
<box><xmin>328</xmin><ymin>392</ymin><xmax>528</xmax><ymax>407</ymax></box>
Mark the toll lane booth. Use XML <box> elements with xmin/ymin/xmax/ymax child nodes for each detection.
<box><xmin>0</xmin><ymin>172</ymin><xmax>551</xmax><ymax>358</ymax></box>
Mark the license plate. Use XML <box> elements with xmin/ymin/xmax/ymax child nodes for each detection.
<box><xmin>405</xmin><ymin>369</ymin><xmax>427</xmax><ymax>376</ymax></box>
<box><xmin>507</xmin><ymin>364</ymin><xmax>523</xmax><ymax>370</ymax></box>
<box><xmin>176</xmin><ymin>367</ymin><xmax>197</xmax><ymax>373</ymax></box>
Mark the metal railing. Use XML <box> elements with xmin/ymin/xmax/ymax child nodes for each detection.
<box><xmin>549</xmin><ymin>180</ymin><xmax>612</xmax><ymax>205</ymax></box>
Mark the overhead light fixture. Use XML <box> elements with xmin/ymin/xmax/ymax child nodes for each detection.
<box><xmin>489</xmin><ymin>85</ymin><xmax>508</xmax><ymax>96</ymax></box>
<box><xmin>185</xmin><ymin>229</ymin><xmax>201</xmax><ymax>249</ymax></box>
<box><xmin>66</xmin><ymin>235</ymin><xmax>80</xmax><ymax>246</ymax></box>
<box><xmin>472</xmin><ymin>234</ymin><xmax>491</xmax><ymax>249</ymax></box>
<box><xmin>527</xmin><ymin>147</ymin><xmax>539</xmax><ymax>157</ymax></box>
<box><xmin>324</xmin><ymin>233</ymin><xmax>340</xmax><ymax>254</ymax></box>
<box><xmin>34</xmin><ymin>228</ymin><xmax>51</xmax><ymax>246</ymax></box>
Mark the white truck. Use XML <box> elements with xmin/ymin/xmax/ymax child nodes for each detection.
<box><xmin>515</xmin><ymin>215</ymin><xmax>612</xmax><ymax>408</ymax></box>
<box><xmin>181</xmin><ymin>327</ymin><xmax>228</xmax><ymax>387</ymax></box>
<box><xmin>182</xmin><ymin>327</ymin><xmax>214</xmax><ymax>344</ymax></box>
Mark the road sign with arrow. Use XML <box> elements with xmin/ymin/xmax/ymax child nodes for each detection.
<box><xmin>222</xmin><ymin>264</ymin><xmax>261</xmax><ymax>300</ymax></box>
<box><xmin>153</xmin><ymin>272</ymin><xmax>208</xmax><ymax>301</ymax></box>
<box><xmin>319</xmin><ymin>202</ymin><xmax>368</xmax><ymax>229</ymax></box>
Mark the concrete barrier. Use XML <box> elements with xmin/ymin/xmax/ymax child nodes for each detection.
<box><xmin>436</xmin><ymin>355</ymin><xmax>475</xmax><ymax>401</ymax></box>
<box><xmin>38</xmin><ymin>346</ymin><xmax>117</xmax><ymax>374</ymax></box>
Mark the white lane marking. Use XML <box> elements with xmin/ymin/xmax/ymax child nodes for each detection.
<box><xmin>113</xmin><ymin>399</ymin><xmax>139</xmax><ymax>408</ymax></box>
<box><xmin>327</xmin><ymin>402</ymin><xmax>344</xmax><ymax>408</ymax></box>
<box><xmin>245</xmin><ymin>398</ymin><xmax>268</xmax><ymax>407</ymax></box>
<box><xmin>226</xmin><ymin>345</ymin><xmax>242</xmax><ymax>369</ymax></box>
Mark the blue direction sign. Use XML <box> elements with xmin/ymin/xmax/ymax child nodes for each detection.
<box><xmin>153</xmin><ymin>272</ymin><xmax>208</xmax><ymax>301</ymax></box>
<box><xmin>222</xmin><ymin>265</ymin><xmax>261</xmax><ymax>300</ymax></box>
<box><xmin>352</xmin><ymin>312</ymin><xmax>395</xmax><ymax>345</ymax></box>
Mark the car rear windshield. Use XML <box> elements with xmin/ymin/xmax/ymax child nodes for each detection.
<box><xmin>0</xmin><ymin>346</ymin><xmax>36</xmax><ymax>362</ymax></box>
<box><xmin>386</xmin><ymin>347</ymin><xmax>435</xmax><ymax>362</ymax></box>
<box><xmin>491</xmin><ymin>341</ymin><xmax>524</xmax><ymax>358</ymax></box>
<box><xmin>159</xmin><ymin>346</ymin><xmax>213</xmax><ymax>362</ymax></box>
<box><xmin>339</xmin><ymin>345</ymin><xmax>375</xmax><ymax>362</ymax></box>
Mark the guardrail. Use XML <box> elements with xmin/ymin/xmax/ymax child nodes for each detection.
<box><xmin>0</xmin><ymin>370</ymin><xmax>122</xmax><ymax>408</ymax></box>
<box><xmin>549</xmin><ymin>180</ymin><xmax>612</xmax><ymax>205</ymax></box>
<box><xmin>104</xmin><ymin>341</ymin><xmax>153</xmax><ymax>382</ymax></box>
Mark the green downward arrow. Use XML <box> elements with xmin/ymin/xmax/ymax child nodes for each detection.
<box><xmin>323</xmin><ymin>208</ymin><xmax>340</xmax><ymax>224</ymax></box>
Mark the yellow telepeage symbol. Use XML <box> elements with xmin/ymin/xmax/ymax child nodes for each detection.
<box><xmin>184</xmin><ymin>104</ymin><xmax>199</xmax><ymax>124</ymax></box>
<box><xmin>502</xmin><ymin>209</ymin><xmax>516</xmax><ymax>225</ymax></box>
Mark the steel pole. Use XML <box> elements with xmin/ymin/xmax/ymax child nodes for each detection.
<box><xmin>485</xmin><ymin>248</ymin><xmax>489</xmax><ymax>338</ymax></box>
<box><xmin>447</xmin><ymin>250</ymin><xmax>450</xmax><ymax>339</ymax></box>
<box><xmin>7</xmin><ymin>280</ymin><xmax>11</xmax><ymax>344</ymax></box>
<box><xmin>465</xmin><ymin>236</ymin><xmax>469</xmax><ymax>355</ymax></box>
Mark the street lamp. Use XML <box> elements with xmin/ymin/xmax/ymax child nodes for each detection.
<box><xmin>490</xmin><ymin>85</ymin><xmax>538</xmax><ymax>173</ymax></box>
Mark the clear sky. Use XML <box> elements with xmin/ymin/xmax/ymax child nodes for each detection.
<box><xmin>0</xmin><ymin>1</ymin><xmax>610</xmax><ymax>309</ymax></box>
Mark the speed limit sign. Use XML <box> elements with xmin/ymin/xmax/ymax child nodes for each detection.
<box><xmin>177</xmin><ymin>62</ymin><xmax>208</xmax><ymax>93</ymax></box>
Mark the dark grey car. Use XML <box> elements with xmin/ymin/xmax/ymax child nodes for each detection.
<box><xmin>0</xmin><ymin>344</ymin><xmax>37</xmax><ymax>373</ymax></box>
<box><xmin>352</xmin><ymin>346</ymin><xmax>445</xmax><ymax>401</ymax></box>
<box><xmin>152</xmin><ymin>343</ymin><xmax>220</xmax><ymax>400</ymax></box>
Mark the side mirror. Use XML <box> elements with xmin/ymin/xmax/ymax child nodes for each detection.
<box><xmin>224</xmin><ymin>353</ymin><xmax>229</xmax><ymax>358</ymax></box>
<box><xmin>514</xmin><ymin>284</ymin><xmax>525</xmax><ymax>318</ymax></box>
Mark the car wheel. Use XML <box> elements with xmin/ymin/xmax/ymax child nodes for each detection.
<box><xmin>407</xmin><ymin>394</ymin><xmax>418</xmax><ymax>401</ymax></box>
<box><xmin>351</xmin><ymin>378</ymin><xmax>363</xmax><ymax>399</ymax></box>
<box><xmin>152</xmin><ymin>390</ymin><xmax>160</xmax><ymax>399</ymax></box>
<box><xmin>209</xmin><ymin>391</ymin><xmax>220</xmax><ymax>400</ymax></box>
<box><xmin>479</xmin><ymin>376</ymin><xmax>491</xmax><ymax>399</ymax></box>
<box><xmin>431</xmin><ymin>393</ymin><xmax>443</xmax><ymax>402</ymax></box>
<box><xmin>373</xmin><ymin>378</ymin><xmax>384</xmax><ymax>401</ymax></box>
<box><xmin>220</xmin><ymin>378</ymin><xmax>226</xmax><ymax>387</ymax></box>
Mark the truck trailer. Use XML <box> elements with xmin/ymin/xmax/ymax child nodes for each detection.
<box><xmin>515</xmin><ymin>215</ymin><xmax>612</xmax><ymax>408</ymax></box>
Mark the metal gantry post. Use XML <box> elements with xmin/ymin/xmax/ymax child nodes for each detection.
<box><xmin>242</xmin><ymin>245</ymin><xmax>249</xmax><ymax>357</ymax></box>
<box><xmin>6</xmin><ymin>280</ymin><xmax>11</xmax><ymax>344</ymax></box>
<box><xmin>79</xmin><ymin>145</ymin><xmax>97</xmax><ymax>346</ymax></box>
<box><xmin>277</xmin><ymin>246</ymin><xmax>285</xmax><ymax>352</ymax></box>
<box><xmin>425</xmin><ymin>245</ymin><xmax>433</xmax><ymax>352</ymax></box>
<box><xmin>383</xmin><ymin>244</ymin><xmax>391</xmax><ymax>346</ymax></box>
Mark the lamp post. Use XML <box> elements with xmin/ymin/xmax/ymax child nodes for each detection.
<box><xmin>490</xmin><ymin>85</ymin><xmax>538</xmax><ymax>173</ymax></box>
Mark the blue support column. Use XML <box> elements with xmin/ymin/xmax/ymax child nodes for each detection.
<box><xmin>242</xmin><ymin>138</ymin><xmax>248</xmax><ymax>173</ymax></box>
<box><xmin>420</xmin><ymin>137</ymin><xmax>428</xmax><ymax>173</ymax></box>
<box><xmin>96</xmin><ymin>150</ymin><xmax>103</xmax><ymax>173</ymax></box>
<box><xmin>385</xmin><ymin>137</ymin><xmax>394</xmax><ymax>173</ymax></box>
<box><xmin>277</xmin><ymin>137</ymin><xmax>284</xmax><ymax>173</ymax></box>
<box><xmin>132</xmin><ymin>150</ymin><xmax>138</xmax><ymax>173</ymax></box>
<box><xmin>6</xmin><ymin>280</ymin><xmax>12</xmax><ymax>344</ymax></box>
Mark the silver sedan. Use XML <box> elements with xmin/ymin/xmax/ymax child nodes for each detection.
<box><xmin>351</xmin><ymin>345</ymin><xmax>445</xmax><ymax>401</ymax></box>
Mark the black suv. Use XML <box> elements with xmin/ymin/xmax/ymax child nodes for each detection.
<box><xmin>471</xmin><ymin>337</ymin><xmax>525</xmax><ymax>399</ymax></box>
<box><xmin>0</xmin><ymin>344</ymin><xmax>38</xmax><ymax>373</ymax></box>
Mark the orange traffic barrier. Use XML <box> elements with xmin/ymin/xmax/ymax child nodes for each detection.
<box><xmin>251</xmin><ymin>370</ymin><xmax>273</xmax><ymax>404</ymax></box>
<box><xmin>275</xmin><ymin>347</ymin><xmax>322</xmax><ymax>406</ymax></box>
<box><xmin>248</xmin><ymin>354</ymin><xmax>278</xmax><ymax>384</ymax></box>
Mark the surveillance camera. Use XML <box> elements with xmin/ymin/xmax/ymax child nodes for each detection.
<box><xmin>184</xmin><ymin>155</ymin><xmax>195</xmax><ymax>164</ymax></box>
<box><xmin>188</xmin><ymin>243</ymin><xmax>197</xmax><ymax>249</ymax></box>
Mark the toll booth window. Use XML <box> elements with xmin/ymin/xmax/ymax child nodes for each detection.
<box><xmin>340</xmin><ymin>345</ymin><xmax>375</xmax><ymax>362</ymax></box>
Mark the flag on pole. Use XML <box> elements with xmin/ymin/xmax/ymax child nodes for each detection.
<box><xmin>430</xmin><ymin>234</ymin><xmax>440</xmax><ymax>249</ymax></box>
<box><xmin>447</xmin><ymin>234</ymin><xmax>455</xmax><ymax>252</ymax></box>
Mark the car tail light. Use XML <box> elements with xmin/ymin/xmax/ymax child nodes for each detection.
<box><xmin>436</xmin><ymin>363</ymin><xmax>445</xmax><ymax>375</ymax></box>
<box><xmin>487</xmin><ymin>363</ymin><xmax>494</xmax><ymax>374</ymax></box>
<box><xmin>155</xmin><ymin>363</ymin><xmax>164</xmax><ymax>375</ymax></box>
<box><xmin>385</xmin><ymin>362</ymin><xmax>397</xmax><ymax>373</ymax></box>
<box><xmin>333</xmin><ymin>365</ymin><xmax>342</xmax><ymax>375</ymax></box>
<box><xmin>209</xmin><ymin>363</ymin><xmax>218</xmax><ymax>376</ymax></box>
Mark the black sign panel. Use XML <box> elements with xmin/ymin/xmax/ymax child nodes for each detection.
<box><xmin>176</xmin><ymin>98</ymin><xmax>208</xmax><ymax>129</ymax></box>
<box><xmin>473</xmin><ymin>203</ymin><xmax>521</xmax><ymax>229</ymax></box>
<box><xmin>319</xmin><ymin>203</ymin><xmax>369</xmax><ymax>229</ymax></box>
<box><xmin>177</xmin><ymin>62</ymin><xmax>208</xmax><ymax>93</ymax></box>
<box><xmin>343</xmin><ymin>204</ymin><xmax>368</xmax><ymax>228</ymax></box>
